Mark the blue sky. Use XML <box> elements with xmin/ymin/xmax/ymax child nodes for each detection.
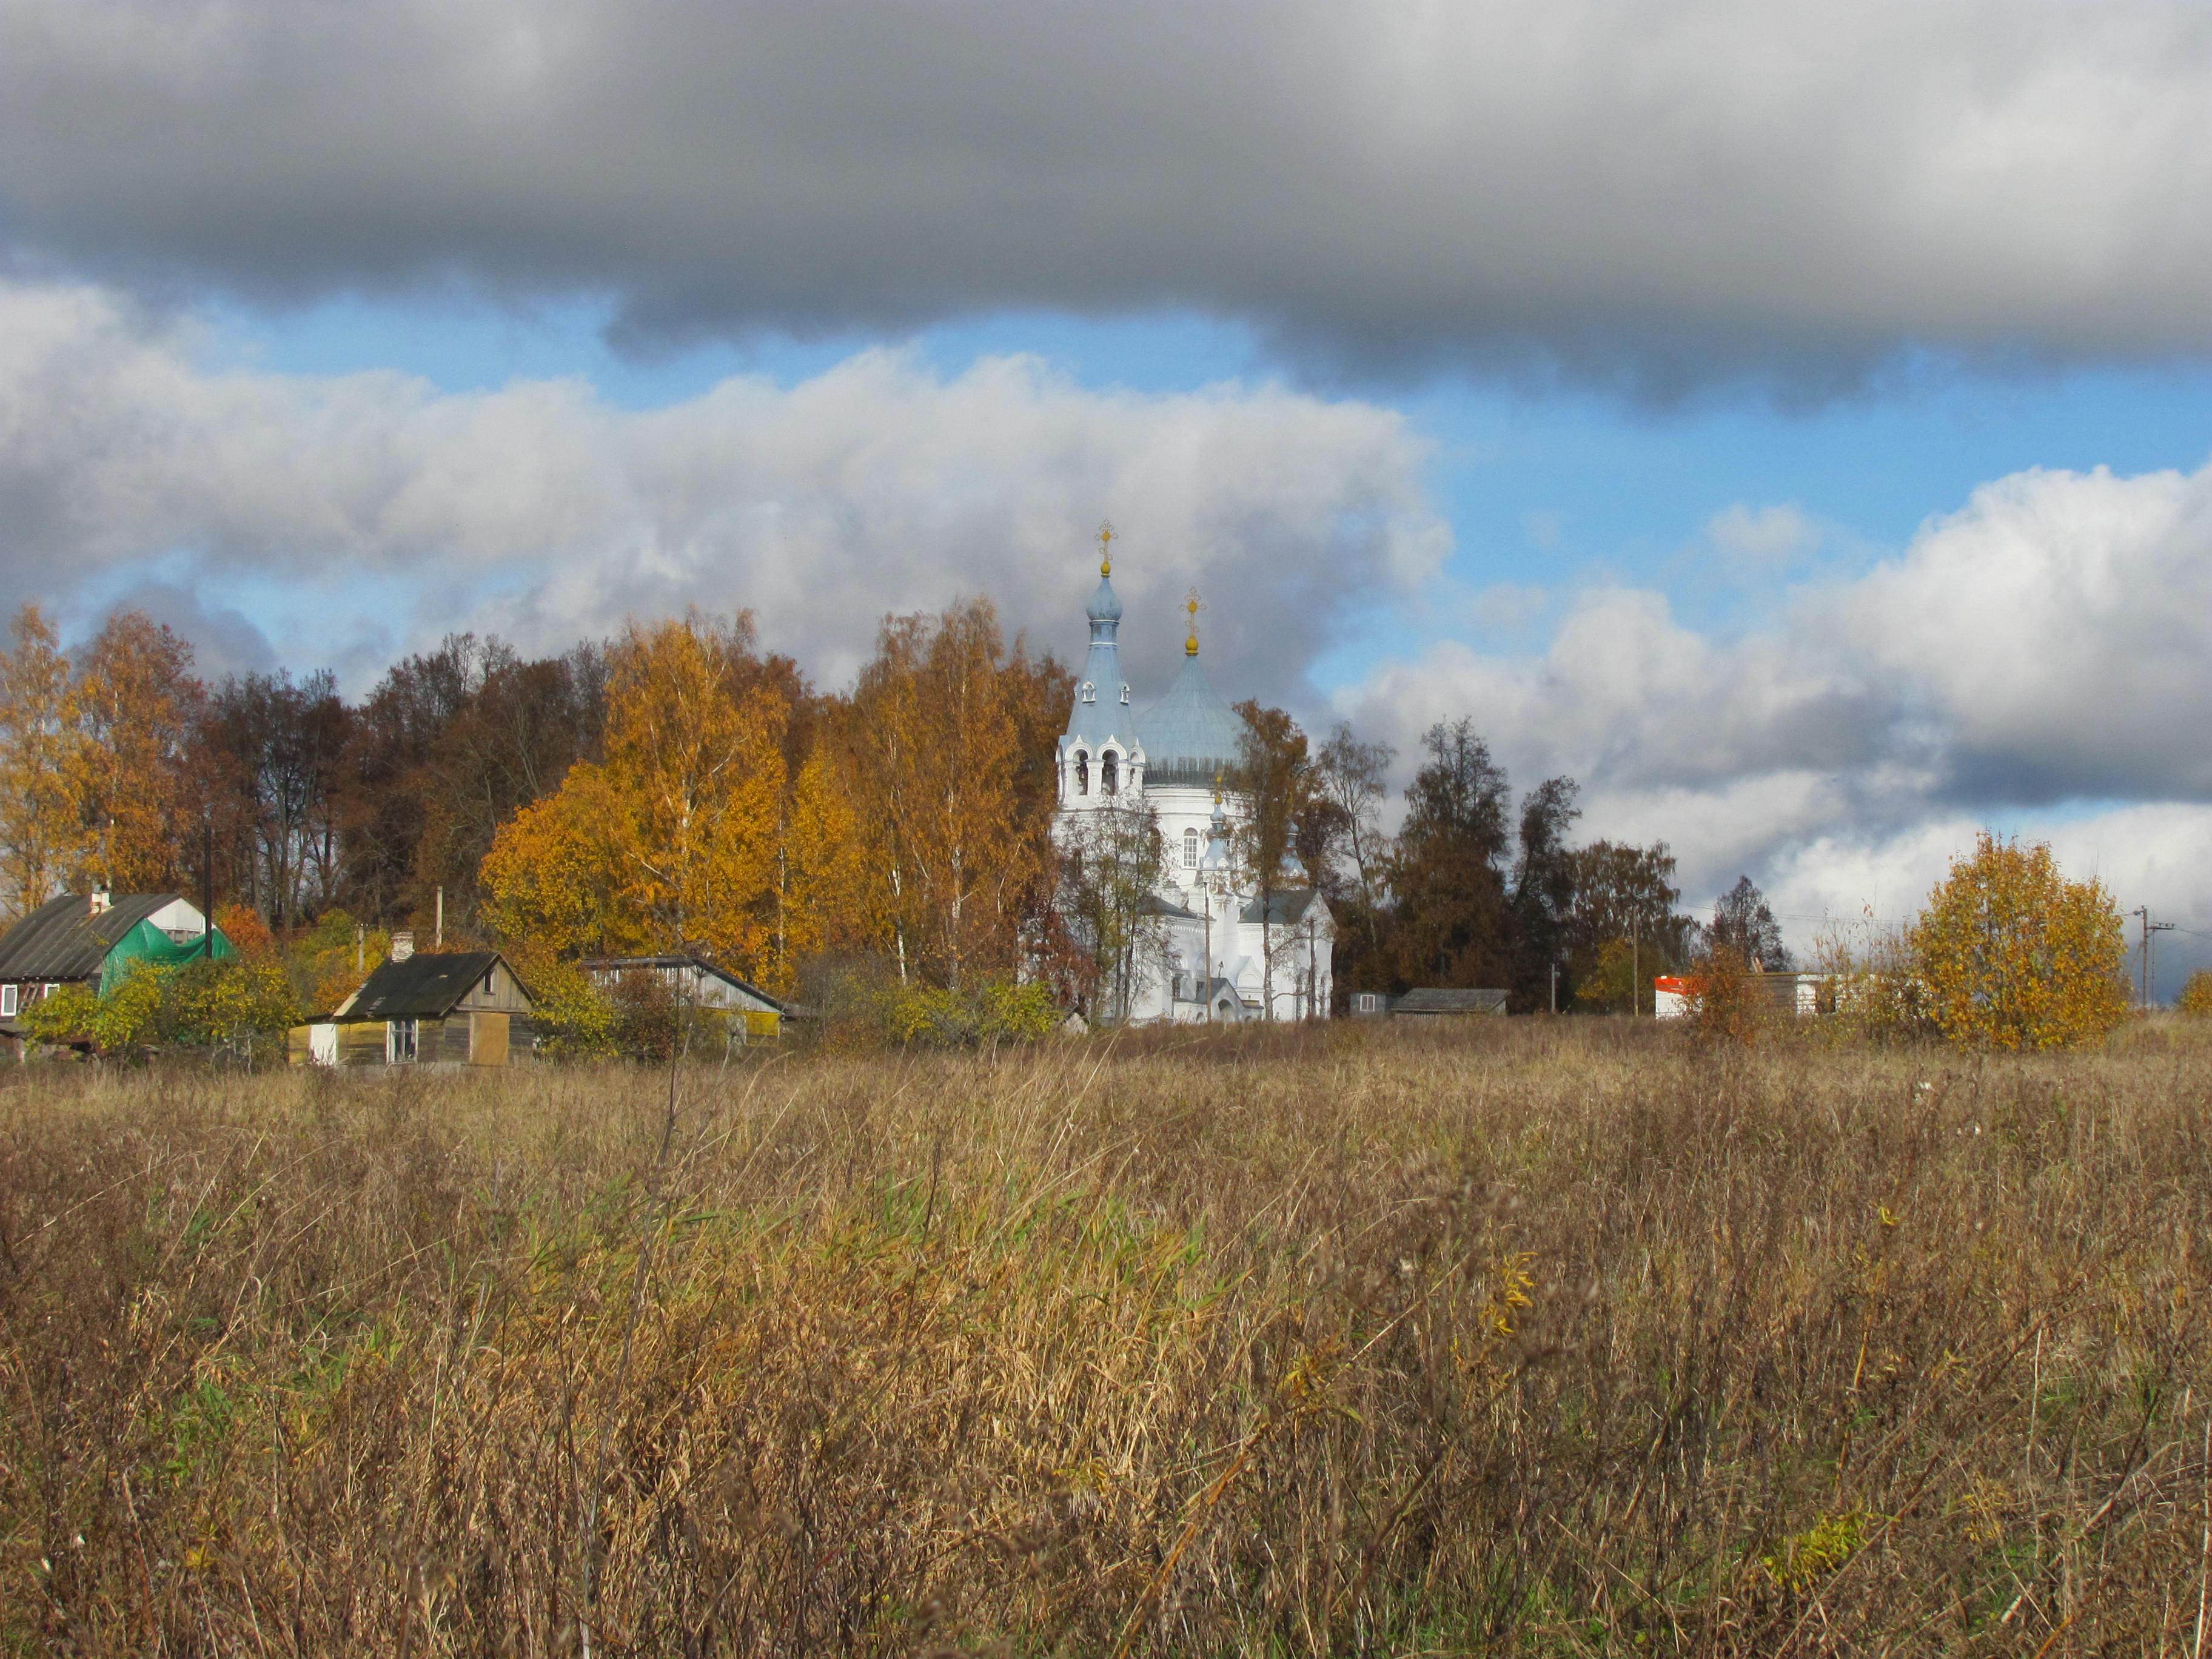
<box><xmin>11</xmin><ymin>0</ymin><xmax>2212</xmax><ymax>985</ymax></box>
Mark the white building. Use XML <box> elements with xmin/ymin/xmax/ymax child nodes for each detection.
<box><xmin>1053</xmin><ymin>546</ymin><xmax>1332</xmax><ymax>1024</ymax></box>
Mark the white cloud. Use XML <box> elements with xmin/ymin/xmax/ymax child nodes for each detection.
<box><xmin>6</xmin><ymin>2</ymin><xmax>2212</xmax><ymax>384</ymax></box>
<box><xmin>1338</xmin><ymin>451</ymin><xmax>2212</xmax><ymax>973</ymax></box>
<box><xmin>0</xmin><ymin>280</ymin><xmax>1447</xmax><ymax>695</ymax></box>
<box><xmin>1707</xmin><ymin>503</ymin><xmax>1817</xmax><ymax>566</ymax></box>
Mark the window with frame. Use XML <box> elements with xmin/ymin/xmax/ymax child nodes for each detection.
<box><xmin>1183</xmin><ymin>828</ymin><xmax>1199</xmax><ymax>868</ymax></box>
<box><xmin>0</xmin><ymin>984</ymin><xmax>15</xmax><ymax>1019</ymax></box>
<box><xmin>1074</xmin><ymin>750</ymin><xmax>1089</xmax><ymax>795</ymax></box>
<box><xmin>1101</xmin><ymin>751</ymin><xmax>1118</xmax><ymax>794</ymax></box>
<box><xmin>387</xmin><ymin>1018</ymin><xmax>419</xmax><ymax>1064</ymax></box>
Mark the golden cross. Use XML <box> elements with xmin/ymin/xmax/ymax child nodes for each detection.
<box><xmin>1184</xmin><ymin>586</ymin><xmax>1206</xmax><ymax>655</ymax></box>
<box><xmin>1096</xmin><ymin>520</ymin><xmax>1116</xmax><ymax>577</ymax></box>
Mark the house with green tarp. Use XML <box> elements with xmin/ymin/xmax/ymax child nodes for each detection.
<box><xmin>0</xmin><ymin>890</ymin><xmax>228</xmax><ymax>1047</ymax></box>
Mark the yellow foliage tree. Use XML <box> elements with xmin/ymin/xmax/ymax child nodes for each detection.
<box><xmin>478</xmin><ymin>763</ymin><xmax>645</xmax><ymax>960</ymax></box>
<box><xmin>0</xmin><ymin>604</ymin><xmax>84</xmax><ymax>918</ymax></box>
<box><xmin>603</xmin><ymin>615</ymin><xmax>788</xmax><ymax>962</ymax></box>
<box><xmin>2175</xmin><ymin>970</ymin><xmax>2212</xmax><ymax>1018</ymax></box>
<box><xmin>71</xmin><ymin>611</ymin><xmax>203</xmax><ymax>890</ymax></box>
<box><xmin>766</xmin><ymin>748</ymin><xmax>866</xmax><ymax>996</ymax></box>
<box><xmin>1909</xmin><ymin>832</ymin><xmax>2127</xmax><ymax>1050</ymax></box>
<box><xmin>478</xmin><ymin>614</ymin><xmax>792</xmax><ymax>981</ymax></box>
<box><xmin>846</xmin><ymin>600</ymin><xmax>1063</xmax><ymax>987</ymax></box>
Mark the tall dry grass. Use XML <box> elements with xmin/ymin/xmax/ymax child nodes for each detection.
<box><xmin>5</xmin><ymin>1017</ymin><xmax>2212</xmax><ymax>1655</ymax></box>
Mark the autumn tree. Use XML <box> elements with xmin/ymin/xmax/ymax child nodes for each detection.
<box><xmin>1227</xmin><ymin>700</ymin><xmax>1318</xmax><ymax>1018</ymax></box>
<box><xmin>193</xmin><ymin>669</ymin><xmax>348</xmax><ymax>928</ymax></box>
<box><xmin>1909</xmin><ymin>832</ymin><xmax>2128</xmax><ymax>1050</ymax></box>
<box><xmin>1389</xmin><ymin>719</ymin><xmax>1513</xmax><ymax>993</ymax></box>
<box><xmin>1564</xmin><ymin>840</ymin><xmax>1695</xmax><ymax>1013</ymax></box>
<box><xmin>1708</xmin><ymin>875</ymin><xmax>1793</xmax><ymax>971</ymax></box>
<box><xmin>768</xmin><ymin>748</ymin><xmax>866</xmax><ymax>996</ymax></box>
<box><xmin>72</xmin><ymin>611</ymin><xmax>204</xmax><ymax>892</ymax></box>
<box><xmin>1056</xmin><ymin>799</ymin><xmax>1169</xmax><ymax>1023</ymax></box>
<box><xmin>1509</xmin><ymin>776</ymin><xmax>1581</xmax><ymax>1010</ymax></box>
<box><xmin>604</xmin><ymin>614</ymin><xmax>788</xmax><ymax>959</ymax></box>
<box><xmin>0</xmin><ymin>605</ymin><xmax>82</xmax><ymax>918</ymax></box>
<box><xmin>846</xmin><ymin>600</ymin><xmax>1067</xmax><ymax>988</ymax></box>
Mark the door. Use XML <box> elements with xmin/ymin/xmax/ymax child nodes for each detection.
<box><xmin>469</xmin><ymin>1011</ymin><xmax>509</xmax><ymax>1066</ymax></box>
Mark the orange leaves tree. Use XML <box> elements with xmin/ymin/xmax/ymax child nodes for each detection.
<box><xmin>0</xmin><ymin>605</ymin><xmax>82</xmax><ymax>917</ymax></box>
<box><xmin>845</xmin><ymin>600</ymin><xmax>1066</xmax><ymax>988</ymax></box>
<box><xmin>481</xmin><ymin>614</ymin><xmax>797</xmax><ymax>979</ymax></box>
<box><xmin>0</xmin><ymin>603</ymin><xmax>207</xmax><ymax>919</ymax></box>
<box><xmin>1909</xmin><ymin>831</ymin><xmax>2128</xmax><ymax>1050</ymax></box>
<box><xmin>72</xmin><ymin>612</ymin><xmax>205</xmax><ymax>891</ymax></box>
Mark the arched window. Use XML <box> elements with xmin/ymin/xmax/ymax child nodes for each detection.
<box><xmin>1074</xmin><ymin>750</ymin><xmax>1089</xmax><ymax>796</ymax></box>
<box><xmin>1101</xmin><ymin>751</ymin><xmax>1119</xmax><ymax>795</ymax></box>
<box><xmin>1184</xmin><ymin>827</ymin><xmax>1199</xmax><ymax>868</ymax></box>
<box><xmin>1081</xmin><ymin>681</ymin><xmax>1096</xmax><ymax>703</ymax></box>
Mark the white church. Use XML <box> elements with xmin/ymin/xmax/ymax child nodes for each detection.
<box><xmin>1053</xmin><ymin>537</ymin><xmax>1333</xmax><ymax>1024</ymax></box>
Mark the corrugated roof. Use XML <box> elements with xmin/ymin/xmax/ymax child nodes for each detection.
<box><xmin>0</xmin><ymin>894</ymin><xmax>189</xmax><ymax>982</ymax></box>
<box><xmin>1137</xmin><ymin>654</ymin><xmax>1244</xmax><ymax>787</ymax></box>
<box><xmin>336</xmin><ymin>951</ymin><xmax>511</xmax><ymax>1021</ymax></box>
<box><xmin>1393</xmin><ymin>987</ymin><xmax>1509</xmax><ymax>1015</ymax></box>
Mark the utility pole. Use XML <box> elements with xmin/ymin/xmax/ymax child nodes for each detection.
<box><xmin>1632</xmin><ymin>910</ymin><xmax>1640</xmax><ymax>1018</ymax></box>
<box><xmin>1549</xmin><ymin>960</ymin><xmax>1559</xmax><ymax>1015</ymax></box>
<box><xmin>2134</xmin><ymin>906</ymin><xmax>2175</xmax><ymax>1009</ymax></box>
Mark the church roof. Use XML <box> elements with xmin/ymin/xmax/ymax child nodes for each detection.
<box><xmin>1064</xmin><ymin>571</ymin><xmax>1139</xmax><ymax>750</ymax></box>
<box><xmin>1137</xmin><ymin>653</ymin><xmax>1245</xmax><ymax>786</ymax></box>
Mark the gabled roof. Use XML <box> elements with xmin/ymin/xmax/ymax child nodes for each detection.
<box><xmin>335</xmin><ymin>951</ymin><xmax>515</xmax><ymax>1021</ymax></box>
<box><xmin>1393</xmin><ymin>987</ymin><xmax>1509</xmax><ymax>1015</ymax></box>
<box><xmin>580</xmin><ymin>955</ymin><xmax>791</xmax><ymax>1014</ymax></box>
<box><xmin>1239</xmin><ymin>889</ymin><xmax>1326</xmax><ymax>927</ymax></box>
<box><xmin>1139</xmin><ymin>893</ymin><xmax>1202</xmax><ymax>920</ymax></box>
<box><xmin>0</xmin><ymin>894</ymin><xmax>194</xmax><ymax>982</ymax></box>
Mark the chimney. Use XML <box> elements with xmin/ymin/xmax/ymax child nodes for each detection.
<box><xmin>89</xmin><ymin>888</ymin><xmax>111</xmax><ymax>917</ymax></box>
<box><xmin>390</xmin><ymin>930</ymin><xmax>414</xmax><ymax>962</ymax></box>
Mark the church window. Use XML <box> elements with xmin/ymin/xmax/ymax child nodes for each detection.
<box><xmin>1074</xmin><ymin>751</ymin><xmax>1089</xmax><ymax>795</ymax></box>
<box><xmin>1184</xmin><ymin>828</ymin><xmax>1198</xmax><ymax>868</ymax></box>
<box><xmin>1101</xmin><ymin>751</ymin><xmax>1119</xmax><ymax>795</ymax></box>
<box><xmin>1081</xmin><ymin>681</ymin><xmax>1096</xmax><ymax>703</ymax></box>
<box><xmin>1121</xmin><ymin>685</ymin><xmax>1130</xmax><ymax>703</ymax></box>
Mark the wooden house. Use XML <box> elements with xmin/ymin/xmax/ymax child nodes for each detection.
<box><xmin>291</xmin><ymin>947</ymin><xmax>536</xmax><ymax>1067</ymax></box>
<box><xmin>580</xmin><ymin>955</ymin><xmax>793</xmax><ymax>1038</ymax></box>
<box><xmin>0</xmin><ymin>891</ymin><xmax>227</xmax><ymax>1047</ymax></box>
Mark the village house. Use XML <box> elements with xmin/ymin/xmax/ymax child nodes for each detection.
<box><xmin>580</xmin><ymin>955</ymin><xmax>793</xmax><ymax>1039</ymax></box>
<box><xmin>0</xmin><ymin>889</ymin><xmax>229</xmax><ymax>1049</ymax></box>
<box><xmin>290</xmin><ymin>933</ymin><xmax>536</xmax><ymax>1066</ymax></box>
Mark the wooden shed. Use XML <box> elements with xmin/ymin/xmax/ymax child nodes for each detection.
<box><xmin>290</xmin><ymin>949</ymin><xmax>536</xmax><ymax>1067</ymax></box>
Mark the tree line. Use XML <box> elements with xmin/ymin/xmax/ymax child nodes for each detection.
<box><xmin>0</xmin><ymin>597</ymin><xmax>1781</xmax><ymax>1018</ymax></box>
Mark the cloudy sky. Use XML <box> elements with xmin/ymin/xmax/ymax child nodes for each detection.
<box><xmin>8</xmin><ymin>0</ymin><xmax>2212</xmax><ymax>987</ymax></box>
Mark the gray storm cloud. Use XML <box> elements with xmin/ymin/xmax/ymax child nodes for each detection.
<box><xmin>5</xmin><ymin>1</ymin><xmax>2212</xmax><ymax>384</ymax></box>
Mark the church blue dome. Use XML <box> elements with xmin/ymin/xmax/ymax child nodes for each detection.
<box><xmin>1137</xmin><ymin>653</ymin><xmax>1244</xmax><ymax>786</ymax></box>
<box><xmin>1085</xmin><ymin>576</ymin><xmax>1123</xmax><ymax>623</ymax></box>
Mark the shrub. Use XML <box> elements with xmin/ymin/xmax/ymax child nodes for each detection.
<box><xmin>886</xmin><ymin>977</ymin><xmax>1062</xmax><ymax>1047</ymax></box>
<box><xmin>2177</xmin><ymin>970</ymin><xmax>2212</xmax><ymax>1017</ymax></box>
<box><xmin>1681</xmin><ymin>943</ymin><xmax>1761</xmax><ymax>1045</ymax></box>
<box><xmin>1909</xmin><ymin>831</ymin><xmax>2128</xmax><ymax>1050</ymax></box>
<box><xmin>20</xmin><ymin>957</ymin><xmax>297</xmax><ymax>1059</ymax></box>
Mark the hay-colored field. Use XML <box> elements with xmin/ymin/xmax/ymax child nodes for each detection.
<box><xmin>5</xmin><ymin>1018</ymin><xmax>2211</xmax><ymax>1655</ymax></box>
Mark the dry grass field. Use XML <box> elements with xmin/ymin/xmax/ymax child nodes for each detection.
<box><xmin>5</xmin><ymin>1017</ymin><xmax>2212</xmax><ymax>1655</ymax></box>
